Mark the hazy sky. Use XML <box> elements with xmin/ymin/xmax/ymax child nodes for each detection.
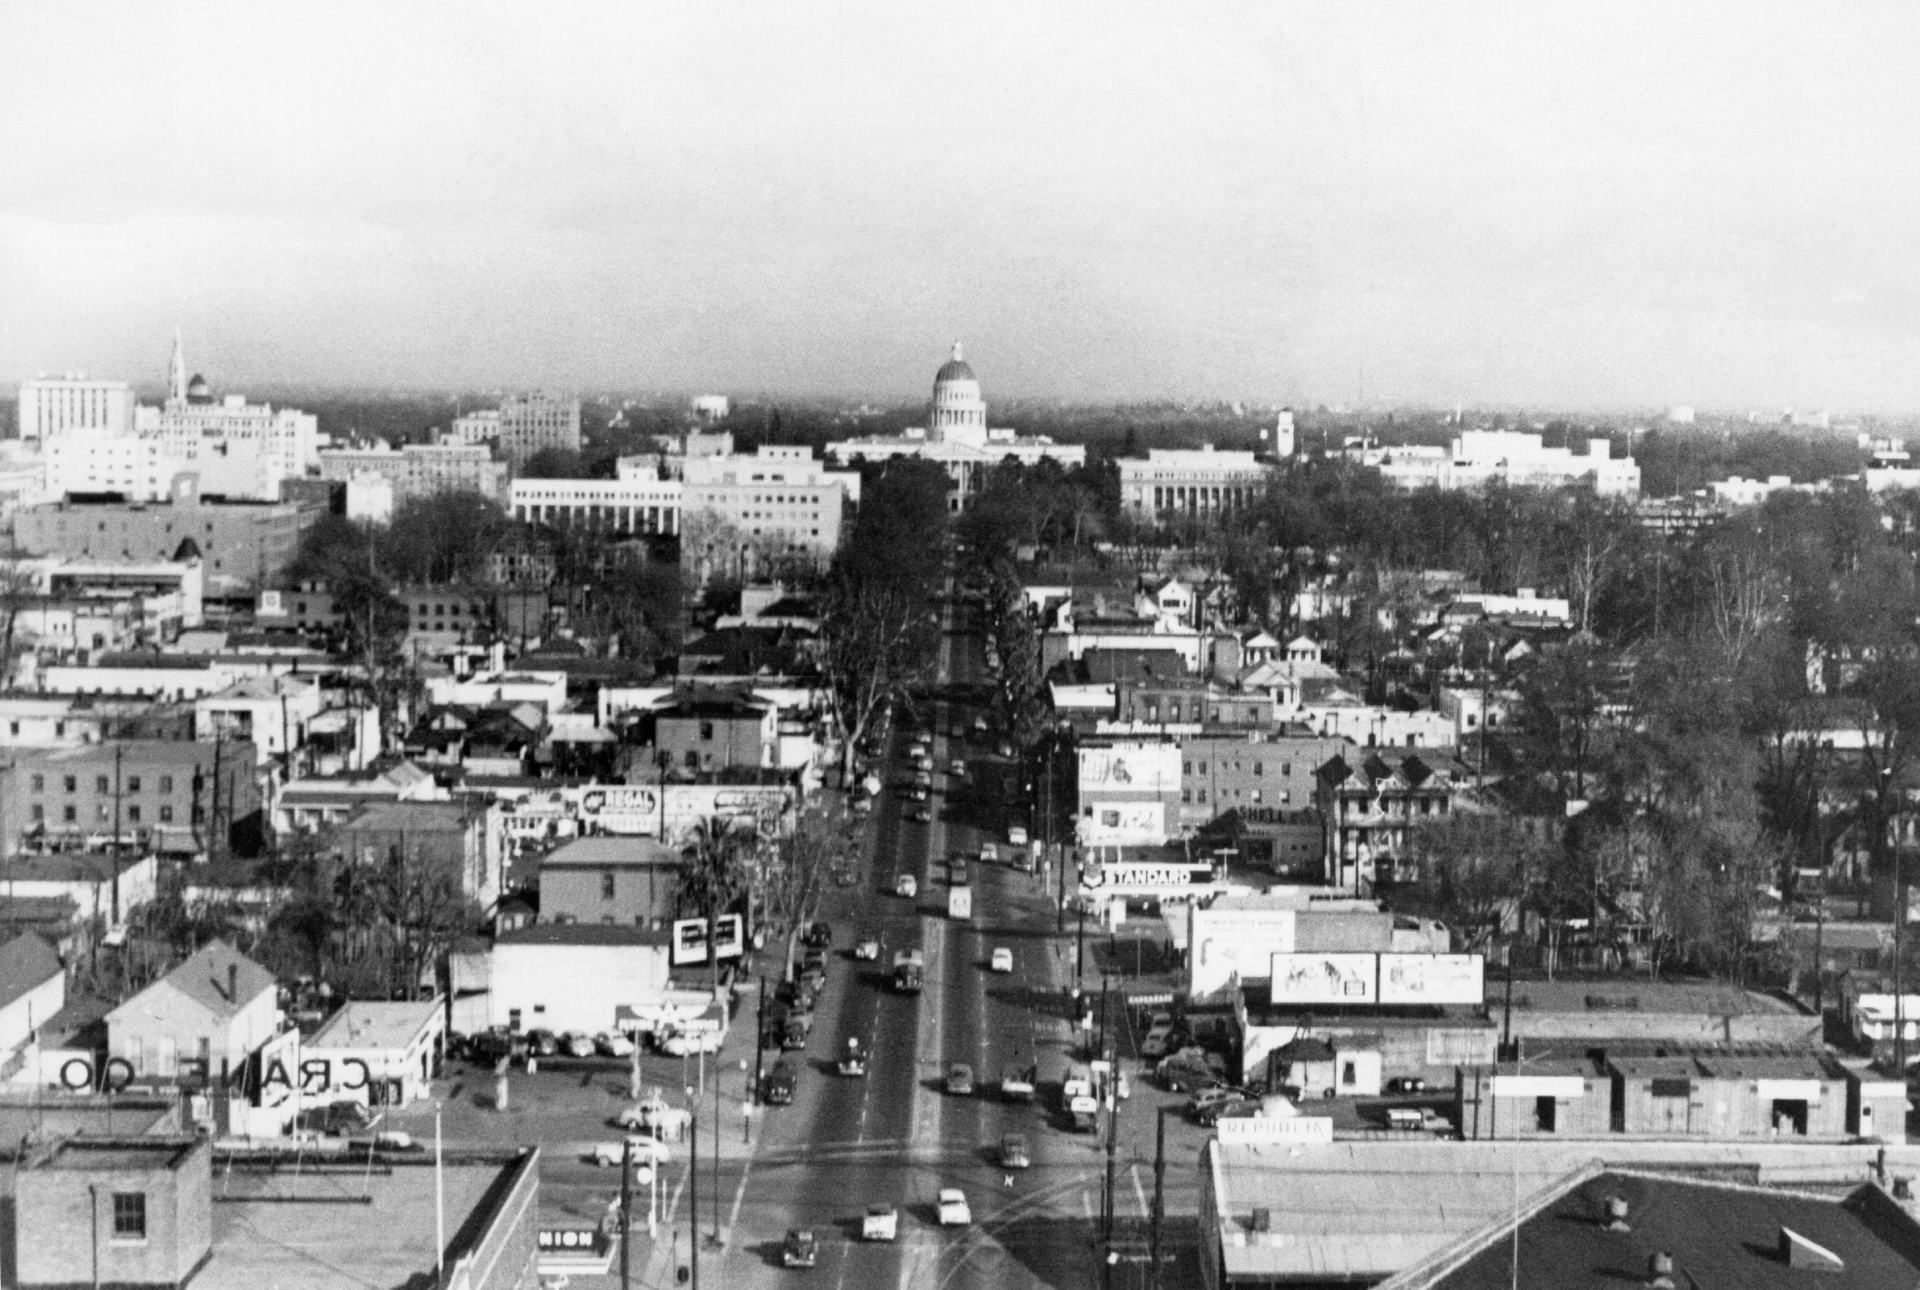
<box><xmin>4</xmin><ymin>2</ymin><xmax>1919</xmax><ymax>411</ymax></box>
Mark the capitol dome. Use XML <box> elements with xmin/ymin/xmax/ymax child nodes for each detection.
<box><xmin>929</xmin><ymin>342</ymin><xmax>987</xmax><ymax>446</ymax></box>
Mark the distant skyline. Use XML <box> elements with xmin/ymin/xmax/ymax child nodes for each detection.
<box><xmin>5</xmin><ymin>3</ymin><xmax>1920</xmax><ymax>412</ymax></box>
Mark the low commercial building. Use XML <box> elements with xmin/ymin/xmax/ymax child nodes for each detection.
<box><xmin>1179</xmin><ymin>734</ymin><xmax>1346</xmax><ymax>832</ymax></box>
<box><xmin>538</xmin><ymin>836</ymin><xmax>678</xmax><ymax>927</ymax></box>
<box><xmin>194</xmin><ymin>675</ymin><xmax>323</xmax><ymax>767</ymax></box>
<box><xmin>0</xmin><ymin>853</ymin><xmax>158</xmax><ymax>929</ymax></box>
<box><xmin>485</xmin><ymin>923</ymin><xmax>674</xmax><ymax>1036</ymax></box>
<box><xmin>1495</xmin><ymin>977</ymin><xmax>1821</xmax><ymax>1048</ymax></box>
<box><xmin>304</xmin><ymin>998</ymin><xmax>446</xmax><ymax>1108</ymax></box>
<box><xmin>5</xmin><ymin>739</ymin><xmax>262</xmax><ymax>859</ymax></box>
<box><xmin>13</xmin><ymin>1135</ymin><xmax>540</xmax><ymax>1290</ymax></box>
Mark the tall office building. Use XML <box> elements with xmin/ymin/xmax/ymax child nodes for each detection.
<box><xmin>17</xmin><ymin>376</ymin><xmax>135</xmax><ymax>441</ymax></box>
<box><xmin>497</xmin><ymin>392</ymin><xmax>581</xmax><ymax>470</ymax></box>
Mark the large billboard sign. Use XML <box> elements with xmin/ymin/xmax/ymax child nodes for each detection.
<box><xmin>1190</xmin><ymin>906</ymin><xmax>1297</xmax><ymax>995</ymax></box>
<box><xmin>672</xmin><ymin>918</ymin><xmax>710</xmax><ymax>966</ymax></box>
<box><xmin>1270</xmin><ymin>952</ymin><xmax>1377</xmax><ymax>1005</ymax></box>
<box><xmin>1378</xmin><ymin>953</ymin><xmax>1484</xmax><ymax>1005</ymax></box>
<box><xmin>1076</xmin><ymin>803</ymin><xmax>1166</xmax><ymax>847</ymax></box>
<box><xmin>579</xmin><ymin>786</ymin><xmax>661</xmax><ymax>835</ymax></box>
<box><xmin>1078</xmin><ymin>745</ymin><xmax>1180</xmax><ymax>795</ymax></box>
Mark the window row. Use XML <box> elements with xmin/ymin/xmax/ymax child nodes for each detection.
<box><xmin>30</xmin><ymin>773</ymin><xmax>175</xmax><ymax>794</ymax></box>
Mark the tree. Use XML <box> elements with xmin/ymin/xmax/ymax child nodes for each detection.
<box><xmin>818</xmin><ymin>460</ymin><xmax>949</xmax><ymax>781</ymax></box>
<box><xmin>679</xmin><ymin>816</ymin><xmax>753</xmax><ymax>921</ymax></box>
<box><xmin>1401</xmin><ymin>812</ymin><xmax>1550</xmax><ymax>947</ymax></box>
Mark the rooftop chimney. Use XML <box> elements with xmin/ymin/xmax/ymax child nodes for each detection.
<box><xmin>227</xmin><ymin>963</ymin><xmax>238</xmax><ymax>1004</ymax></box>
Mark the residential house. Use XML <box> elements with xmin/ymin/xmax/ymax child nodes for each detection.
<box><xmin>193</xmin><ymin>674</ymin><xmax>323</xmax><ymax>767</ymax></box>
<box><xmin>331</xmin><ymin>799</ymin><xmax>503</xmax><ymax>913</ymax></box>
<box><xmin>107</xmin><ymin>939</ymin><xmax>278</xmax><ymax>1080</ymax></box>
<box><xmin>655</xmin><ymin>689</ymin><xmax>777</xmax><ymax>773</ymax></box>
<box><xmin>1317</xmin><ymin>749</ymin><xmax>1466</xmax><ymax>893</ymax></box>
<box><xmin>538</xmin><ymin>836</ymin><xmax>679</xmax><ymax>927</ymax></box>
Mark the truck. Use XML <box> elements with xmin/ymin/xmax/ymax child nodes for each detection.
<box><xmin>947</xmin><ymin>884</ymin><xmax>973</xmax><ymax>921</ymax></box>
<box><xmin>892</xmin><ymin>949</ymin><xmax>924</xmax><ymax>993</ymax></box>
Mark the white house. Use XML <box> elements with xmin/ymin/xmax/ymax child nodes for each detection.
<box><xmin>106</xmin><ymin>939</ymin><xmax>278</xmax><ymax>1080</ymax></box>
<box><xmin>484</xmin><ymin>924</ymin><xmax>674</xmax><ymax>1036</ymax></box>
<box><xmin>303</xmin><ymin>998</ymin><xmax>445</xmax><ymax>1108</ymax></box>
<box><xmin>194</xmin><ymin>675</ymin><xmax>324</xmax><ymax>767</ymax></box>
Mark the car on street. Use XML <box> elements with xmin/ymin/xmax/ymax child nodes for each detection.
<box><xmin>764</xmin><ymin>1060</ymin><xmax>797</xmax><ymax>1105</ymax></box>
<box><xmin>854</xmin><ymin>938</ymin><xmax>881</xmax><ymax>961</ymax></box>
<box><xmin>592</xmin><ymin>1136</ymin><xmax>671</xmax><ymax>1167</ymax></box>
<box><xmin>979</xmin><ymin>842</ymin><xmax>999</xmax><ymax>864</ymax></box>
<box><xmin>949</xmin><ymin>758</ymin><xmax>966</xmax><ymax>776</ymax></box>
<box><xmin>659</xmin><ymin>1027</ymin><xmax>724</xmax><ymax>1057</ymax></box>
<box><xmin>972</xmin><ymin>716</ymin><xmax>989</xmax><ymax>734</ymax></box>
<box><xmin>837</xmin><ymin>1037</ymin><xmax>867</xmax><ymax>1077</ymax></box>
<box><xmin>1158</xmin><ymin>1049</ymin><xmax>1223</xmax><ymax>1095</ymax></box>
<box><xmin>911</xmin><ymin>770</ymin><xmax>933</xmax><ymax>788</ymax></box>
<box><xmin>989</xmin><ymin>947</ymin><xmax>1014</xmax><ymax>973</ymax></box>
<box><xmin>782</xmin><ymin>1229</ymin><xmax>819</xmax><ymax>1269</ymax></box>
<box><xmin>910</xmin><ymin>805</ymin><xmax>933</xmax><ymax>823</ymax></box>
<box><xmin>861</xmin><ymin>1204</ymin><xmax>899</xmax><ymax>1241</ymax></box>
<box><xmin>1000</xmin><ymin>1064</ymin><xmax>1036</xmax><ymax>1101</ymax></box>
<box><xmin>595</xmin><ymin>1031</ymin><xmax>636</xmax><ymax>1058</ymax></box>
<box><xmin>781</xmin><ymin>1014</ymin><xmax>813</xmax><ymax>1050</ymax></box>
<box><xmin>851</xmin><ymin>795</ymin><xmax>872</xmax><ymax>815</ymax></box>
<box><xmin>997</xmin><ymin>741</ymin><xmax>1014</xmax><ymax>758</ymax></box>
<box><xmin>1000</xmin><ymin>1133</ymin><xmax>1031</xmax><ymax>1170</ymax></box>
<box><xmin>1007</xmin><ymin>825</ymin><xmax>1029</xmax><ymax>847</ymax></box>
<box><xmin>907</xmin><ymin>741</ymin><xmax>930</xmax><ymax>759</ymax></box>
<box><xmin>904</xmin><ymin>786</ymin><xmax>929</xmax><ymax>802</ymax></box>
<box><xmin>948</xmin><ymin>858</ymin><xmax>969</xmax><ymax>885</ymax></box>
<box><xmin>1192</xmin><ymin>1090</ymin><xmax>1255</xmax><ymax>1126</ymax></box>
<box><xmin>944</xmin><ymin>1063</ymin><xmax>975</xmax><ymax>1096</ymax></box>
<box><xmin>1139</xmin><ymin>1014</ymin><xmax>1176</xmax><ymax>1058</ymax></box>
<box><xmin>937</xmin><ymin>1189</ymin><xmax>972</xmax><ymax>1226</ymax></box>
<box><xmin>896</xmin><ymin>874</ymin><xmax>918</xmax><ymax>898</ymax></box>
<box><xmin>1385</xmin><ymin>1076</ymin><xmax>1429</xmax><ymax>1094</ymax></box>
<box><xmin>913</xmin><ymin>755</ymin><xmax>934</xmax><ymax>772</ymax></box>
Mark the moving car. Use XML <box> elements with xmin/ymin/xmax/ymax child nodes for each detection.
<box><xmin>937</xmin><ymin>1189</ymin><xmax>972</xmax><ymax>1226</ymax></box>
<box><xmin>910</xmin><ymin>806</ymin><xmax>933</xmax><ymax>823</ymax></box>
<box><xmin>782</xmin><ymin>1229</ymin><xmax>819</xmax><ymax>1269</ymax></box>
<box><xmin>593</xmin><ymin>1136</ymin><xmax>671</xmax><ymax>1167</ymax></box>
<box><xmin>978</xmin><ymin>842</ymin><xmax>999</xmax><ymax>865</ymax></box>
<box><xmin>1000</xmin><ymin>1133</ymin><xmax>1031</xmax><ymax>1170</ymax></box>
<box><xmin>854</xmin><ymin>938</ymin><xmax>881</xmax><ymax>961</ymax></box>
<box><xmin>837</xmin><ymin>1037</ymin><xmax>867</xmax><ymax>1077</ymax></box>
<box><xmin>595</xmin><ymin>1031</ymin><xmax>636</xmax><ymax>1058</ymax></box>
<box><xmin>1000</xmin><ymin>1064</ymin><xmax>1036</xmax><ymax>1102</ymax></box>
<box><xmin>895</xmin><ymin>874</ymin><xmax>918</xmax><ymax>899</ymax></box>
<box><xmin>989</xmin><ymin>946</ymin><xmax>1014</xmax><ymax>973</ymax></box>
<box><xmin>764</xmin><ymin>1060</ymin><xmax>797</xmax><ymax>1105</ymax></box>
<box><xmin>949</xmin><ymin>758</ymin><xmax>967</xmax><ymax>776</ymax></box>
<box><xmin>861</xmin><ymin>1204</ymin><xmax>899</xmax><ymax>1242</ymax></box>
<box><xmin>904</xmin><ymin>787</ymin><xmax>929</xmax><ymax>803</ymax></box>
<box><xmin>944</xmin><ymin>1063</ymin><xmax>975</xmax><ymax>1096</ymax></box>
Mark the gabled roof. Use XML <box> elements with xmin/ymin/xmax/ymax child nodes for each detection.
<box><xmin>0</xmin><ymin>932</ymin><xmax>62</xmax><ymax>1012</ymax></box>
<box><xmin>111</xmin><ymin>939</ymin><xmax>273</xmax><ymax>1026</ymax></box>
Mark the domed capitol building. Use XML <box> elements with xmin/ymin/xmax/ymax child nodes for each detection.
<box><xmin>825</xmin><ymin>344</ymin><xmax>1084</xmax><ymax>510</ymax></box>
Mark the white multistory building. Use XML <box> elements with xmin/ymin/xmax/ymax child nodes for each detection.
<box><xmin>318</xmin><ymin>441</ymin><xmax>508</xmax><ymax>507</ymax></box>
<box><xmin>29</xmin><ymin>333</ymin><xmax>317</xmax><ymax>503</ymax></box>
<box><xmin>17</xmin><ymin>376</ymin><xmax>134</xmax><ymax>441</ymax></box>
<box><xmin>825</xmin><ymin>344</ymin><xmax>1085</xmax><ymax>511</ymax></box>
<box><xmin>1375</xmin><ymin>430</ymin><xmax>1640</xmax><ymax>497</ymax></box>
<box><xmin>1118</xmin><ymin>446</ymin><xmax>1277</xmax><ymax>518</ymax></box>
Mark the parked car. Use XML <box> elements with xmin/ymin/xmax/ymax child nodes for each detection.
<box><xmin>593</xmin><ymin>1136</ymin><xmax>671</xmax><ymax>1167</ymax></box>
<box><xmin>896</xmin><ymin>874</ymin><xmax>918</xmax><ymax>899</ymax></box>
<box><xmin>764</xmin><ymin>1060</ymin><xmax>797</xmax><ymax>1105</ymax></box>
<box><xmin>944</xmin><ymin>1063</ymin><xmax>975</xmax><ymax>1096</ymax></box>
<box><xmin>854</xmin><ymin>938</ymin><xmax>881</xmax><ymax>961</ymax></box>
<box><xmin>1385</xmin><ymin>1076</ymin><xmax>1429</xmax><ymax>1094</ymax></box>
<box><xmin>949</xmin><ymin>758</ymin><xmax>966</xmax><ymax>776</ymax></box>
<box><xmin>782</xmin><ymin>1229</ymin><xmax>819</xmax><ymax>1269</ymax></box>
<box><xmin>910</xmin><ymin>806</ymin><xmax>933</xmax><ymax>823</ymax></box>
<box><xmin>658</xmin><ymin>1027</ymin><xmax>724</xmax><ymax>1057</ymax></box>
<box><xmin>989</xmin><ymin>947</ymin><xmax>1014</xmax><ymax>973</ymax></box>
<box><xmin>1007</xmin><ymin>825</ymin><xmax>1029</xmax><ymax>847</ymax></box>
<box><xmin>595</xmin><ymin>1031</ymin><xmax>636</xmax><ymax>1058</ymax></box>
<box><xmin>937</xmin><ymin>1189</ymin><xmax>972</xmax><ymax>1226</ymax></box>
<box><xmin>1000</xmin><ymin>1133</ymin><xmax>1031</xmax><ymax>1170</ymax></box>
<box><xmin>563</xmin><ymin>1032</ymin><xmax>597</xmax><ymax>1058</ymax></box>
<box><xmin>525</xmin><ymin>1029</ymin><xmax>560</xmax><ymax>1057</ymax></box>
<box><xmin>861</xmin><ymin>1204</ymin><xmax>899</xmax><ymax>1242</ymax></box>
<box><xmin>1139</xmin><ymin>1014</ymin><xmax>1176</xmax><ymax>1059</ymax></box>
<box><xmin>1194</xmin><ymin>1091</ymin><xmax>1255</xmax><ymax>1126</ymax></box>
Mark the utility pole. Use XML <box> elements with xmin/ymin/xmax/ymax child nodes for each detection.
<box><xmin>619</xmin><ymin>1136</ymin><xmax>632</xmax><ymax>1290</ymax></box>
<box><xmin>689</xmin><ymin>1110</ymin><xmax>699</xmax><ymax>1290</ymax></box>
<box><xmin>752</xmin><ymin>976</ymin><xmax>767</xmax><ymax>1107</ymax></box>
<box><xmin>1103</xmin><ymin>1090</ymin><xmax>1120</xmax><ymax>1290</ymax></box>
<box><xmin>111</xmin><ymin>745</ymin><xmax>123</xmax><ymax>927</ymax></box>
<box><xmin>1150</xmin><ymin>1106</ymin><xmax>1169</xmax><ymax>1290</ymax></box>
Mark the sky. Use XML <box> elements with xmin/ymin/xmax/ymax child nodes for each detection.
<box><xmin>4</xmin><ymin>1</ymin><xmax>1920</xmax><ymax>411</ymax></box>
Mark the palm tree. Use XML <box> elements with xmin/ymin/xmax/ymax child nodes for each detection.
<box><xmin>678</xmin><ymin>815</ymin><xmax>752</xmax><ymax>922</ymax></box>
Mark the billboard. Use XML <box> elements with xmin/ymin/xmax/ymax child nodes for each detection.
<box><xmin>1076</xmin><ymin>803</ymin><xmax>1166</xmax><ymax>846</ymax></box>
<box><xmin>1378</xmin><ymin>953</ymin><xmax>1484</xmax><ymax>1006</ymax></box>
<box><xmin>671</xmin><ymin>918</ymin><xmax>709</xmax><ymax>966</ymax></box>
<box><xmin>1216</xmin><ymin>1114</ymin><xmax>1334</xmax><ymax>1146</ymax></box>
<box><xmin>579</xmin><ymin>786</ymin><xmax>661</xmax><ymax>836</ymax></box>
<box><xmin>1078</xmin><ymin>745</ymin><xmax>1181</xmax><ymax>795</ymax></box>
<box><xmin>1189</xmin><ymin>906</ymin><xmax>1297</xmax><ymax>995</ymax></box>
<box><xmin>1270</xmin><ymin>952</ymin><xmax>1377</xmax><ymax>1005</ymax></box>
<box><xmin>711</xmin><ymin>914</ymin><xmax>745</xmax><ymax>960</ymax></box>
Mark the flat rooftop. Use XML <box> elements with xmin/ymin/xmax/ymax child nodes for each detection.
<box><xmin>198</xmin><ymin>1157</ymin><xmax>522</xmax><ymax>1290</ymax></box>
<box><xmin>1493</xmin><ymin>977</ymin><xmax>1805</xmax><ymax>1016</ymax></box>
<box><xmin>308</xmin><ymin>998</ymin><xmax>441</xmax><ymax>1051</ymax></box>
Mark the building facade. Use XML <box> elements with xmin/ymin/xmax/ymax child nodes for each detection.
<box><xmin>538</xmin><ymin>836</ymin><xmax>679</xmax><ymax>927</ymax></box>
<box><xmin>1117</xmin><ymin>447</ymin><xmax>1277</xmax><ymax>518</ymax></box>
<box><xmin>508</xmin><ymin>473</ymin><xmax>682</xmax><ymax>535</ymax></box>
<box><xmin>497</xmin><ymin>392</ymin><xmax>581</xmax><ymax>469</ymax></box>
<box><xmin>825</xmin><ymin>345</ymin><xmax>1085</xmax><ymax>511</ymax></box>
<box><xmin>17</xmin><ymin>376</ymin><xmax>135</xmax><ymax>440</ymax></box>
<box><xmin>11</xmin><ymin>488</ymin><xmax>320</xmax><ymax>594</ymax></box>
<box><xmin>6</xmin><ymin>739</ymin><xmax>262</xmax><ymax>858</ymax></box>
<box><xmin>318</xmin><ymin>441</ymin><xmax>508</xmax><ymax>506</ymax></box>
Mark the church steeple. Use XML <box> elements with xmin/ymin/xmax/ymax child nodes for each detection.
<box><xmin>168</xmin><ymin>328</ymin><xmax>187</xmax><ymax>405</ymax></box>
